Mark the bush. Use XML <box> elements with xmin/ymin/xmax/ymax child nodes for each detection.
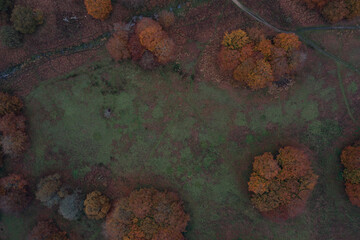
<box><xmin>35</xmin><ymin>174</ymin><xmax>62</xmax><ymax>208</ymax></box>
<box><xmin>322</xmin><ymin>0</ymin><xmax>349</xmax><ymax>23</ymax></box>
<box><xmin>158</xmin><ymin>10</ymin><xmax>175</xmax><ymax>29</ymax></box>
<box><xmin>28</xmin><ymin>220</ymin><xmax>68</xmax><ymax>240</ymax></box>
<box><xmin>58</xmin><ymin>191</ymin><xmax>84</xmax><ymax>220</ymax></box>
<box><xmin>0</xmin><ymin>174</ymin><xmax>31</xmax><ymax>213</ymax></box>
<box><xmin>341</xmin><ymin>145</ymin><xmax>360</xmax><ymax>207</ymax></box>
<box><xmin>0</xmin><ymin>92</ymin><xmax>23</xmax><ymax>116</ymax></box>
<box><xmin>105</xmin><ymin>188</ymin><xmax>190</xmax><ymax>239</ymax></box>
<box><xmin>0</xmin><ymin>26</ymin><xmax>22</xmax><ymax>48</ymax></box>
<box><xmin>248</xmin><ymin>147</ymin><xmax>318</xmax><ymax>218</ymax></box>
<box><xmin>10</xmin><ymin>5</ymin><xmax>43</xmax><ymax>34</ymax></box>
<box><xmin>84</xmin><ymin>191</ymin><xmax>111</xmax><ymax>220</ymax></box>
<box><xmin>84</xmin><ymin>0</ymin><xmax>112</xmax><ymax>20</ymax></box>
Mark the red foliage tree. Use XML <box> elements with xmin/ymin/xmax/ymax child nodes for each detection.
<box><xmin>106</xmin><ymin>30</ymin><xmax>131</xmax><ymax>62</ymax></box>
<box><xmin>321</xmin><ymin>0</ymin><xmax>349</xmax><ymax>23</ymax></box>
<box><xmin>341</xmin><ymin>145</ymin><xmax>360</xmax><ymax>207</ymax></box>
<box><xmin>0</xmin><ymin>174</ymin><xmax>31</xmax><ymax>213</ymax></box>
<box><xmin>84</xmin><ymin>0</ymin><xmax>113</xmax><ymax>20</ymax></box>
<box><xmin>128</xmin><ymin>34</ymin><xmax>146</xmax><ymax>61</ymax></box>
<box><xmin>248</xmin><ymin>147</ymin><xmax>318</xmax><ymax>219</ymax></box>
<box><xmin>28</xmin><ymin>220</ymin><xmax>68</xmax><ymax>240</ymax></box>
<box><xmin>105</xmin><ymin>188</ymin><xmax>189</xmax><ymax>240</ymax></box>
<box><xmin>218</xmin><ymin>46</ymin><xmax>242</xmax><ymax>72</ymax></box>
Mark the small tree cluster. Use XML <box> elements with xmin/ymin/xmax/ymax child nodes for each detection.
<box><xmin>106</xmin><ymin>18</ymin><xmax>176</xmax><ymax>67</ymax></box>
<box><xmin>0</xmin><ymin>174</ymin><xmax>31</xmax><ymax>213</ymax></box>
<box><xmin>35</xmin><ymin>173</ymin><xmax>62</xmax><ymax>208</ymax></box>
<box><xmin>0</xmin><ymin>92</ymin><xmax>28</xmax><ymax>158</ymax></box>
<box><xmin>84</xmin><ymin>190</ymin><xmax>111</xmax><ymax>220</ymax></box>
<box><xmin>28</xmin><ymin>220</ymin><xmax>68</xmax><ymax>240</ymax></box>
<box><xmin>341</xmin><ymin>144</ymin><xmax>360</xmax><ymax>207</ymax></box>
<box><xmin>248</xmin><ymin>146</ymin><xmax>318</xmax><ymax>218</ymax></box>
<box><xmin>219</xmin><ymin>29</ymin><xmax>303</xmax><ymax>90</ymax></box>
<box><xmin>105</xmin><ymin>188</ymin><xmax>190</xmax><ymax>240</ymax></box>
<box><xmin>84</xmin><ymin>0</ymin><xmax>112</xmax><ymax>20</ymax></box>
<box><xmin>302</xmin><ymin>0</ymin><xmax>360</xmax><ymax>22</ymax></box>
<box><xmin>10</xmin><ymin>5</ymin><xmax>43</xmax><ymax>34</ymax></box>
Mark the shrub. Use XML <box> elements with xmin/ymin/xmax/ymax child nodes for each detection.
<box><xmin>35</xmin><ymin>174</ymin><xmax>62</xmax><ymax>208</ymax></box>
<box><xmin>0</xmin><ymin>92</ymin><xmax>23</xmax><ymax>116</ymax></box>
<box><xmin>105</xmin><ymin>188</ymin><xmax>189</xmax><ymax>239</ymax></box>
<box><xmin>248</xmin><ymin>147</ymin><xmax>318</xmax><ymax>217</ymax></box>
<box><xmin>0</xmin><ymin>25</ymin><xmax>22</xmax><ymax>48</ymax></box>
<box><xmin>106</xmin><ymin>31</ymin><xmax>130</xmax><ymax>61</ymax></box>
<box><xmin>139</xmin><ymin>51</ymin><xmax>159</xmax><ymax>70</ymax></box>
<box><xmin>84</xmin><ymin>191</ymin><xmax>111</xmax><ymax>220</ymax></box>
<box><xmin>28</xmin><ymin>220</ymin><xmax>68</xmax><ymax>240</ymax></box>
<box><xmin>158</xmin><ymin>10</ymin><xmax>175</xmax><ymax>29</ymax></box>
<box><xmin>322</xmin><ymin>0</ymin><xmax>349</xmax><ymax>23</ymax></box>
<box><xmin>0</xmin><ymin>174</ymin><xmax>31</xmax><ymax>213</ymax></box>
<box><xmin>10</xmin><ymin>5</ymin><xmax>43</xmax><ymax>34</ymax></box>
<box><xmin>58</xmin><ymin>191</ymin><xmax>84</xmax><ymax>220</ymax></box>
<box><xmin>222</xmin><ymin>29</ymin><xmax>250</xmax><ymax>50</ymax></box>
<box><xmin>84</xmin><ymin>0</ymin><xmax>112</xmax><ymax>20</ymax></box>
<box><xmin>341</xmin><ymin>145</ymin><xmax>360</xmax><ymax>207</ymax></box>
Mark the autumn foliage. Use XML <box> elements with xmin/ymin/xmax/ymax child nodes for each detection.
<box><xmin>84</xmin><ymin>0</ymin><xmax>112</xmax><ymax>20</ymax></box>
<box><xmin>341</xmin><ymin>144</ymin><xmax>360</xmax><ymax>207</ymax></box>
<box><xmin>302</xmin><ymin>0</ymin><xmax>360</xmax><ymax>22</ymax></box>
<box><xmin>105</xmin><ymin>188</ymin><xmax>190</xmax><ymax>240</ymax></box>
<box><xmin>0</xmin><ymin>92</ymin><xmax>28</xmax><ymax>157</ymax></box>
<box><xmin>84</xmin><ymin>191</ymin><xmax>111</xmax><ymax>220</ymax></box>
<box><xmin>248</xmin><ymin>147</ymin><xmax>318</xmax><ymax>219</ymax></box>
<box><xmin>219</xmin><ymin>29</ymin><xmax>303</xmax><ymax>90</ymax></box>
<box><xmin>35</xmin><ymin>174</ymin><xmax>62</xmax><ymax>207</ymax></box>
<box><xmin>106</xmin><ymin>30</ymin><xmax>131</xmax><ymax>62</ymax></box>
<box><xmin>0</xmin><ymin>174</ymin><xmax>31</xmax><ymax>213</ymax></box>
<box><xmin>28</xmin><ymin>220</ymin><xmax>68</xmax><ymax>240</ymax></box>
<box><xmin>158</xmin><ymin>10</ymin><xmax>175</xmax><ymax>29</ymax></box>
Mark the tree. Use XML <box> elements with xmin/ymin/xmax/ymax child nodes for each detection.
<box><xmin>0</xmin><ymin>0</ymin><xmax>13</xmax><ymax>13</ymax></box>
<box><xmin>0</xmin><ymin>92</ymin><xmax>23</xmax><ymax>116</ymax></box>
<box><xmin>58</xmin><ymin>191</ymin><xmax>84</xmax><ymax>220</ymax></box>
<box><xmin>158</xmin><ymin>10</ymin><xmax>175</xmax><ymax>29</ymax></box>
<box><xmin>248</xmin><ymin>147</ymin><xmax>318</xmax><ymax>218</ymax></box>
<box><xmin>153</xmin><ymin>38</ymin><xmax>175</xmax><ymax>64</ymax></box>
<box><xmin>10</xmin><ymin>5</ymin><xmax>43</xmax><ymax>34</ymax></box>
<box><xmin>128</xmin><ymin>34</ymin><xmax>146</xmax><ymax>61</ymax></box>
<box><xmin>0</xmin><ymin>26</ymin><xmax>22</xmax><ymax>48</ymax></box>
<box><xmin>106</xmin><ymin>30</ymin><xmax>131</xmax><ymax>61</ymax></box>
<box><xmin>105</xmin><ymin>188</ymin><xmax>190</xmax><ymax>240</ymax></box>
<box><xmin>0</xmin><ymin>174</ymin><xmax>31</xmax><ymax>213</ymax></box>
<box><xmin>222</xmin><ymin>29</ymin><xmax>250</xmax><ymax>50</ymax></box>
<box><xmin>341</xmin><ymin>145</ymin><xmax>360</xmax><ymax>207</ymax></box>
<box><xmin>346</xmin><ymin>0</ymin><xmax>360</xmax><ymax>19</ymax></box>
<box><xmin>273</xmin><ymin>33</ymin><xmax>301</xmax><ymax>52</ymax></box>
<box><xmin>321</xmin><ymin>0</ymin><xmax>349</xmax><ymax>23</ymax></box>
<box><xmin>218</xmin><ymin>46</ymin><xmax>242</xmax><ymax>71</ymax></box>
<box><xmin>302</xmin><ymin>0</ymin><xmax>331</xmax><ymax>9</ymax></box>
<box><xmin>28</xmin><ymin>220</ymin><xmax>68</xmax><ymax>240</ymax></box>
<box><xmin>35</xmin><ymin>174</ymin><xmax>62</xmax><ymax>208</ymax></box>
<box><xmin>84</xmin><ymin>191</ymin><xmax>111</xmax><ymax>220</ymax></box>
<box><xmin>84</xmin><ymin>0</ymin><xmax>112</xmax><ymax>20</ymax></box>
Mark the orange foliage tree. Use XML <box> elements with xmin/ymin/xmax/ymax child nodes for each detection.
<box><xmin>84</xmin><ymin>0</ymin><xmax>112</xmax><ymax>20</ymax></box>
<box><xmin>341</xmin><ymin>144</ymin><xmax>360</xmax><ymax>207</ymax></box>
<box><xmin>84</xmin><ymin>191</ymin><xmax>111</xmax><ymax>220</ymax></box>
<box><xmin>28</xmin><ymin>220</ymin><xmax>68</xmax><ymax>240</ymax></box>
<box><xmin>218</xmin><ymin>29</ymin><xmax>303</xmax><ymax>90</ymax></box>
<box><xmin>105</xmin><ymin>188</ymin><xmax>190</xmax><ymax>240</ymax></box>
<box><xmin>0</xmin><ymin>174</ymin><xmax>31</xmax><ymax>213</ymax></box>
<box><xmin>346</xmin><ymin>0</ymin><xmax>360</xmax><ymax>19</ymax></box>
<box><xmin>248</xmin><ymin>146</ymin><xmax>318</xmax><ymax>219</ymax></box>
